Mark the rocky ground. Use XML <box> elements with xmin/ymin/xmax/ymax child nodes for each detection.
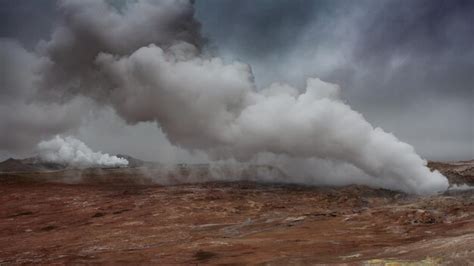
<box><xmin>0</xmin><ymin>160</ymin><xmax>473</xmax><ymax>264</ymax></box>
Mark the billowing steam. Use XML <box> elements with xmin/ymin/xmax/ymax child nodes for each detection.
<box><xmin>1</xmin><ymin>0</ymin><xmax>448</xmax><ymax>194</ymax></box>
<box><xmin>38</xmin><ymin>136</ymin><xmax>128</xmax><ymax>167</ymax></box>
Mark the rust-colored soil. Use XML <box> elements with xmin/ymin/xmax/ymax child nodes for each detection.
<box><xmin>1</xmin><ymin>177</ymin><xmax>473</xmax><ymax>264</ymax></box>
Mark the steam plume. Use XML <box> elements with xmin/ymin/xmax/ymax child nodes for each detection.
<box><xmin>38</xmin><ymin>136</ymin><xmax>128</xmax><ymax>167</ymax></box>
<box><xmin>3</xmin><ymin>0</ymin><xmax>449</xmax><ymax>194</ymax></box>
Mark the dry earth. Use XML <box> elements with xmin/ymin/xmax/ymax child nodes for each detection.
<box><xmin>0</xmin><ymin>161</ymin><xmax>473</xmax><ymax>264</ymax></box>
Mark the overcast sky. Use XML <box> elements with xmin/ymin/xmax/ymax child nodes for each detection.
<box><xmin>0</xmin><ymin>0</ymin><xmax>472</xmax><ymax>161</ymax></box>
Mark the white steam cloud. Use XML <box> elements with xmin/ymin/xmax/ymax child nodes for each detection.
<box><xmin>95</xmin><ymin>45</ymin><xmax>447</xmax><ymax>194</ymax></box>
<box><xmin>1</xmin><ymin>0</ymin><xmax>449</xmax><ymax>194</ymax></box>
<box><xmin>38</xmin><ymin>136</ymin><xmax>128</xmax><ymax>168</ymax></box>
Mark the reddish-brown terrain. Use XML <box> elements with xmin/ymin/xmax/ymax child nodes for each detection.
<box><xmin>0</xmin><ymin>160</ymin><xmax>473</xmax><ymax>264</ymax></box>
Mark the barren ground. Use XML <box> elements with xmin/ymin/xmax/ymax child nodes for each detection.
<box><xmin>0</xmin><ymin>161</ymin><xmax>473</xmax><ymax>264</ymax></box>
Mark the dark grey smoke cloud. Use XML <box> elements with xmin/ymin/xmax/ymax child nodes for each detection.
<box><xmin>39</xmin><ymin>0</ymin><xmax>203</xmax><ymax>102</ymax></box>
<box><xmin>0</xmin><ymin>0</ymin><xmax>203</xmax><ymax>156</ymax></box>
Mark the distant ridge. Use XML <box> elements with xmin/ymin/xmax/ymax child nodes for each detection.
<box><xmin>0</xmin><ymin>158</ymin><xmax>39</xmax><ymax>172</ymax></box>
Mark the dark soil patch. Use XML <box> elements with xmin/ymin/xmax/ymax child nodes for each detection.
<box><xmin>8</xmin><ymin>211</ymin><xmax>33</xmax><ymax>218</ymax></box>
<box><xmin>92</xmin><ymin>212</ymin><xmax>105</xmax><ymax>218</ymax></box>
<box><xmin>194</xmin><ymin>250</ymin><xmax>217</xmax><ymax>261</ymax></box>
<box><xmin>112</xmin><ymin>209</ymin><xmax>131</xmax><ymax>215</ymax></box>
<box><xmin>40</xmin><ymin>225</ymin><xmax>58</xmax><ymax>231</ymax></box>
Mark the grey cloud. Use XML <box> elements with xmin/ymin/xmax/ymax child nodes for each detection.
<box><xmin>0</xmin><ymin>0</ymin><xmax>57</xmax><ymax>49</ymax></box>
<box><xmin>195</xmin><ymin>0</ymin><xmax>474</xmax><ymax>160</ymax></box>
<box><xmin>196</xmin><ymin>0</ymin><xmax>324</xmax><ymax>58</ymax></box>
<box><xmin>39</xmin><ymin>0</ymin><xmax>203</xmax><ymax>101</ymax></box>
<box><xmin>0</xmin><ymin>40</ymin><xmax>87</xmax><ymax>154</ymax></box>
